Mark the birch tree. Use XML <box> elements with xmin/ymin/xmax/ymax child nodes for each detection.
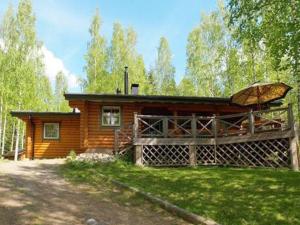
<box><xmin>154</xmin><ymin>37</ymin><xmax>176</xmax><ymax>95</ymax></box>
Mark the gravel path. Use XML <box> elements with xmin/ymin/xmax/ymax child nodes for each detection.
<box><xmin>0</xmin><ymin>159</ymin><xmax>189</xmax><ymax>225</ymax></box>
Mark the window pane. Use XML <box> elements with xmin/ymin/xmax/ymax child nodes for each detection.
<box><xmin>102</xmin><ymin>107</ymin><xmax>120</xmax><ymax>126</ymax></box>
<box><xmin>44</xmin><ymin>123</ymin><xmax>59</xmax><ymax>139</ymax></box>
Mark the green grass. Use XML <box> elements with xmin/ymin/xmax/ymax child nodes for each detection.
<box><xmin>60</xmin><ymin>160</ymin><xmax>300</xmax><ymax>225</ymax></box>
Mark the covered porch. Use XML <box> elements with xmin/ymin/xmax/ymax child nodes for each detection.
<box><xmin>116</xmin><ymin>105</ymin><xmax>299</xmax><ymax>170</ymax></box>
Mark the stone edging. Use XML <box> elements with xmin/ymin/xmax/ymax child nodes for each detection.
<box><xmin>98</xmin><ymin>173</ymin><xmax>220</xmax><ymax>225</ymax></box>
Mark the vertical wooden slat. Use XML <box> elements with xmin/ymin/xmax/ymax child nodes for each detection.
<box><xmin>163</xmin><ymin>118</ymin><xmax>168</xmax><ymax>138</ymax></box>
<box><xmin>212</xmin><ymin>115</ymin><xmax>218</xmax><ymax>164</ymax></box>
<box><xmin>289</xmin><ymin>124</ymin><xmax>299</xmax><ymax>171</ymax></box>
<box><xmin>135</xmin><ymin>145</ymin><xmax>143</xmax><ymax>166</ymax></box>
<box><xmin>191</xmin><ymin>114</ymin><xmax>197</xmax><ymax>138</ymax></box>
<box><xmin>189</xmin><ymin>145</ymin><xmax>196</xmax><ymax>166</ymax></box>
<box><xmin>133</xmin><ymin>112</ymin><xmax>138</xmax><ymax>140</ymax></box>
<box><xmin>248</xmin><ymin>110</ymin><xmax>255</xmax><ymax>135</ymax></box>
<box><xmin>287</xmin><ymin>103</ymin><xmax>294</xmax><ymax>130</ymax></box>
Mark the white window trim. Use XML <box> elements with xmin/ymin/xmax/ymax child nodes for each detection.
<box><xmin>43</xmin><ymin>123</ymin><xmax>60</xmax><ymax>140</ymax></box>
<box><xmin>101</xmin><ymin>106</ymin><xmax>121</xmax><ymax>127</ymax></box>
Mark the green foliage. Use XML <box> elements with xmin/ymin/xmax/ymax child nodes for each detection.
<box><xmin>55</xmin><ymin>71</ymin><xmax>69</xmax><ymax>111</ymax></box>
<box><xmin>66</xmin><ymin>150</ymin><xmax>77</xmax><ymax>162</ymax></box>
<box><xmin>228</xmin><ymin>0</ymin><xmax>300</xmax><ymax>121</ymax></box>
<box><xmin>154</xmin><ymin>37</ymin><xmax>177</xmax><ymax>95</ymax></box>
<box><xmin>0</xmin><ymin>0</ymin><xmax>56</xmax><ymax>153</ymax></box>
<box><xmin>61</xmin><ymin>161</ymin><xmax>300</xmax><ymax>225</ymax></box>
<box><xmin>84</xmin><ymin>9</ymin><xmax>109</xmax><ymax>94</ymax></box>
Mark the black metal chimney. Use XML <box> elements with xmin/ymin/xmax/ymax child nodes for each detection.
<box><xmin>124</xmin><ymin>66</ymin><xmax>128</xmax><ymax>95</ymax></box>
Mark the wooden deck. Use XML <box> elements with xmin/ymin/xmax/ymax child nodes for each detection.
<box><xmin>115</xmin><ymin>105</ymin><xmax>299</xmax><ymax>170</ymax></box>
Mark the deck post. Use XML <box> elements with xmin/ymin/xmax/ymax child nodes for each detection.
<box><xmin>135</xmin><ymin>145</ymin><xmax>143</xmax><ymax>166</ymax></box>
<box><xmin>191</xmin><ymin>114</ymin><xmax>197</xmax><ymax>138</ymax></box>
<box><xmin>289</xmin><ymin>124</ymin><xmax>299</xmax><ymax>171</ymax></box>
<box><xmin>288</xmin><ymin>105</ymin><xmax>299</xmax><ymax>171</ymax></box>
<box><xmin>287</xmin><ymin>103</ymin><xmax>294</xmax><ymax>129</ymax></box>
<box><xmin>189</xmin><ymin>145</ymin><xmax>197</xmax><ymax>166</ymax></box>
<box><xmin>248</xmin><ymin>110</ymin><xmax>255</xmax><ymax>135</ymax></box>
<box><xmin>163</xmin><ymin>117</ymin><xmax>168</xmax><ymax>138</ymax></box>
<box><xmin>212</xmin><ymin>115</ymin><xmax>218</xmax><ymax>164</ymax></box>
<box><xmin>133</xmin><ymin>112</ymin><xmax>138</xmax><ymax>140</ymax></box>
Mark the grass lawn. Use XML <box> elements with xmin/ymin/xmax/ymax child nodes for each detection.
<box><xmin>60</xmin><ymin>160</ymin><xmax>300</xmax><ymax>225</ymax></box>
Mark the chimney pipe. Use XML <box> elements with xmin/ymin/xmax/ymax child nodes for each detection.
<box><xmin>124</xmin><ymin>66</ymin><xmax>128</xmax><ymax>95</ymax></box>
<box><xmin>131</xmin><ymin>83</ymin><xmax>139</xmax><ymax>95</ymax></box>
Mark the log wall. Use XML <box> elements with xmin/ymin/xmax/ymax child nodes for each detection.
<box><xmin>24</xmin><ymin>115</ymin><xmax>82</xmax><ymax>159</ymax></box>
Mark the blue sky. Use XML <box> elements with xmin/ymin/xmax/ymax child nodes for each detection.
<box><xmin>0</xmin><ymin>0</ymin><xmax>217</xmax><ymax>92</ymax></box>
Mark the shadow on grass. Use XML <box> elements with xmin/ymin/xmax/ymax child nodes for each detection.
<box><xmin>60</xmin><ymin>160</ymin><xmax>300</xmax><ymax>225</ymax></box>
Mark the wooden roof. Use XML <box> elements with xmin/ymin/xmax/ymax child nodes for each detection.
<box><xmin>64</xmin><ymin>93</ymin><xmax>233</xmax><ymax>105</ymax></box>
<box><xmin>11</xmin><ymin>111</ymin><xmax>80</xmax><ymax>118</ymax></box>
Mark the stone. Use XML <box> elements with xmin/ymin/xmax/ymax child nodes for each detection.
<box><xmin>86</xmin><ymin>218</ymin><xmax>98</xmax><ymax>225</ymax></box>
<box><xmin>76</xmin><ymin>153</ymin><xmax>116</xmax><ymax>163</ymax></box>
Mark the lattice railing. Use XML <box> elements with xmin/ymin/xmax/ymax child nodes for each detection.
<box><xmin>196</xmin><ymin>117</ymin><xmax>214</xmax><ymax>138</ymax></box>
<box><xmin>142</xmin><ymin>145</ymin><xmax>190</xmax><ymax>166</ymax></box>
<box><xmin>134</xmin><ymin>106</ymin><xmax>293</xmax><ymax>139</ymax></box>
<box><xmin>253</xmin><ymin>107</ymin><xmax>290</xmax><ymax>132</ymax></box>
<box><xmin>196</xmin><ymin>138</ymin><xmax>290</xmax><ymax>168</ymax></box>
<box><xmin>196</xmin><ymin>145</ymin><xmax>216</xmax><ymax>164</ymax></box>
<box><xmin>114</xmin><ymin>124</ymin><xmax>134</xmax><ymax>155</ymax></box>
<box><xmin>217</xmin><ymin>113</ymin><xmax>249</xmax><ymax>137</ymax></box>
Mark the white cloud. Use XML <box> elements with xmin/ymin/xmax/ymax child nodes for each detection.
<box><xmin>41</xmin><ymin>46</ymin><xmax>79</xmax><ymax>91</ymax></box>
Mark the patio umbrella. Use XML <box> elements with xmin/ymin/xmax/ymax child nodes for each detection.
<box><xmin>230</xmin><ymin>82</ymin><xmax>292</xmax><ymax>106</ymax></box>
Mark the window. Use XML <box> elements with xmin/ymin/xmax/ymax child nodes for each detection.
<box><xmin>102</xmin><ymin>106</ymin><xmax>121</xmax><ymax>126</ymax></box>
<box><xmin>43</xmin><ymin>123</ymin><xmax>60</xmax><ymax>139</ymax></box>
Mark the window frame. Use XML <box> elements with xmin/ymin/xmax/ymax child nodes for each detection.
<box><xmin>43</xmin><ymin>122</ymin><xmax>60</xmax><ymax>140</ymax></box>
<box><xmin>101</xmin><ymin>106</ymin><xmax>121</xmax><ymax>127</ymax></box>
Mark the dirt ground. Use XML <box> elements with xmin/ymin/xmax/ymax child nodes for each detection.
<box><xmin>0</xmin><ymin>159</ymin><xmax>189</xmax><ymax>225</ymax></box>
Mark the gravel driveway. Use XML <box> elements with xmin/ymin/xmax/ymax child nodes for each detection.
<box><xmin>0</xmin><ymin>159</ymin><xmax>189</xmax><ymax>225</ymax></box>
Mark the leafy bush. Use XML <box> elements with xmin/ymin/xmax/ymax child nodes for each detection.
<box><xmin>66</xmin><ymin>150</ymin><xmax>77</xmax><ymax>162</ymax></box>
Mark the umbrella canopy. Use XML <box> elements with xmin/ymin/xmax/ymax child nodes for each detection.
<box><xmin>230</xmin><ymin>82</ymin><xmax>292</xmax><ymax>106</ymax></box>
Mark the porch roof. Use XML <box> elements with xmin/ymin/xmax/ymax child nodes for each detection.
<box><xmin>11</xmin><ymin>111</ymin><xmax>80</xmax><ymax>118</ymax></box>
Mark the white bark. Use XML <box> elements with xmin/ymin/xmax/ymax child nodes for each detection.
<box><xmin>10</xmin><ymin>121</ymin><xmax>15</xmax><ymax>152</ymax></box>
<box><xmin>14</xmin><ymin>119</ymin><xmax>21</xmax><ymax>161</ymax></box>
<box><xmin>0</xmin><ymin>99</ymin><xmax>3</xmax><ymax>150</ymax></box>
<box><xmin>1</xmin><ymin>112</ymin><xmax>7</xmax><ymax>156</ymax></box>
<box><xmin>21</xmin><ymin>123</ymin><xmax>25</xmax><ymax>150</ymax></box>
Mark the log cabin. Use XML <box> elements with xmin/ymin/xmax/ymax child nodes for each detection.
<box><xmin>11</xmin><ymin>69</ymin><xmax>299</xmax><ymax>170</ymax></box>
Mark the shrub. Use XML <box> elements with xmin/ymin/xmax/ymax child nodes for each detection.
<box><xmin>66</xmin><ymin>150</ymin><xmax>77</xmax><ymax>162</ymax></box>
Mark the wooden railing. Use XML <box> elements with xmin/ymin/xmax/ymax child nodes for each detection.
<box><xmin>133</xmin><ymin>105</ymin><xmax>293</xmax><ymax>139</ymax></box>
<box><xmin>114</xmin><ymin>124</ymin><xmax>133</xmax><ymax>155</ymax></box>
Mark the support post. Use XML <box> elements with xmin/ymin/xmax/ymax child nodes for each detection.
<box><xmin>135</xmin><ymin>145</ymin><xmax>143</xmax><ymax>166</ymax></box>
<box><xmin>287</xmin><ymin>103</ymin><xmax>294</xmax><ymax>129</ymax></box>
<box><xmin>191</xmin><ymin>114</ymin><xmax>197</xmax><ymax>138</ymax></box>
<box><xmin>133</xmin><ymin>112</ymin><xmax>138</xmax><ymax>140</ymax></box>
<box><xmin>212</xmin><ymin>115</ymin><xmax>218</xmax><ymax>164</ymax></box>
<box><xmin>189</xmin><ymin>145</ymin><xmax>196</xmax><ymax>166</ymax></box>
<box><xmin>248</xmin><ymin>110</ymin><xmax>255</xmax><ymax>135</ymax></box>
<box><xmin>163</xmin><ymin>117</ymin><xmax>168</xmax><ymax>138</ymax></box>
<box><xmin>289</xmin><ymin>124</ymin><xmax>299</xmax><ymax>171</ymax></box>
<box><xmin>288</xmin><ymin>105</ymin><xmax>299</xmax><ymax>171</ymax></box>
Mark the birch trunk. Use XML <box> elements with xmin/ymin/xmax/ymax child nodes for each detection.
<box><xmin>21</xmin><ymin>123</ymin><xmax>25</xmax><ymax>150</ymax></box>
<box><xmin>1</xmin><ymin>112</ymin><xmax>7</xmax><ymax>156</ymax></box>
<box><xmin>10</xmin><ymin>121</ymin><xmax>15</xmax><ymax>152</ymax></box>
<box><xmin>14</xmin><ymin>119</ymin><xmax>21</xmax><ymax>161</ymax></box>
<box><xmin>0</xmin><ymin>98</ymin><xmax>3</xmax><ymax>150</ymax></box>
